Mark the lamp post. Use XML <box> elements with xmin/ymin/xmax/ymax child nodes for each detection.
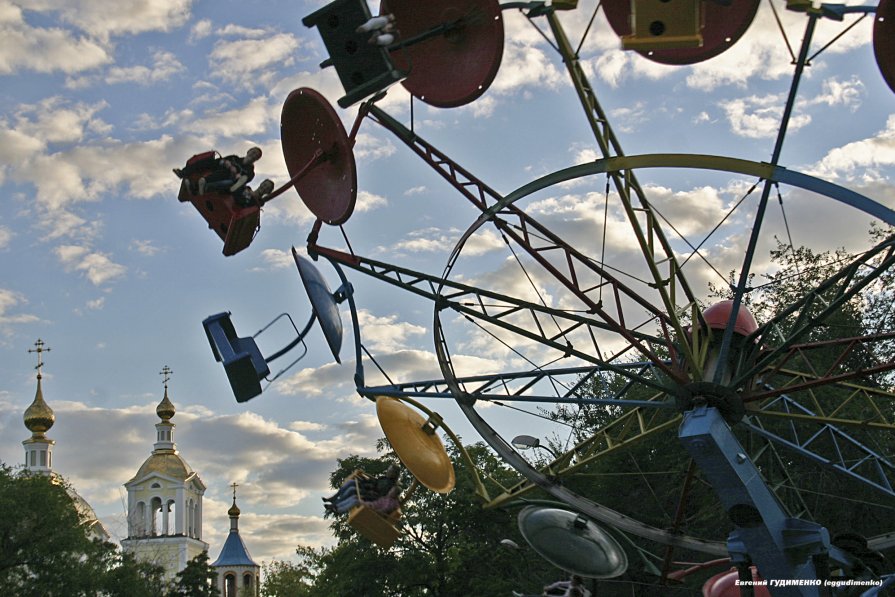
<box><xmin>511</xmin><ymin>434</ymin><xmax>561</xmax><ymax>460</ymax></box>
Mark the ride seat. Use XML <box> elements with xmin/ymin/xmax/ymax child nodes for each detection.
<box><xmin>343</xmin><ymin>469</ymin><xmax>402</xmax><ymax>548</ymax></box>
<box><xmin>621</xmin><ymin>0</ymin><xmax>702</xmax><ymax>51</ymax></box>
<box><xmin>202</xmin><ymin>312</ymin><xmax>270</xmax><ymax>402</ymax></box>
<box><xmin>347</xmin><ymin>504</ymin><xmax>402</xmax><ymax>548</ymax></box>
<box><xmin>177</xmin><ymin>152</ymin><xmax>260</xmax><ymax>256</ymax></box>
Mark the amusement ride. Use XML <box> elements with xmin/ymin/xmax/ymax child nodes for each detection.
<box><xmin>176</xmin><ymin>0</ymin><xmax>895</xmax><ymax>594</ymax></box>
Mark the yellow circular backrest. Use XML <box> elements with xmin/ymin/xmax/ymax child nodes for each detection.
<box><xmin>375</xmin><ymin>396</ymin><xmax>456</xmax><ymax>493</ymax></box>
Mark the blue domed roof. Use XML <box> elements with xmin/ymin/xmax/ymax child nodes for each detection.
<box><xmin>213</xmin><ymin>529</ymin><xmax>257</xmax><ymax>567</ymax></box>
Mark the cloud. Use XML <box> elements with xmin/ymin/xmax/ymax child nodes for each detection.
<box><xmin>55</xmin><ymin>244</ymin><xmax>127</xmax><ymax>286</ymax></box>
<box><xmin>355</xmin><ymin>310</ymin><xmax>426</xmax><ymax>353</ymax></box>
<box><xmin>130</xmin><ymin>240</ymin><xmax>162</xmax><ymax>257</ymax></box>
<box><xmin>809</xmin><ymin>115</ymin><xmax>895</xmax><ymax>181</ymax></box>
<box><xmin>208</xmin><ymin>33</ymin><xmax>299</xmax><ymax>87</ymax></box>
<box><xmin>0</xmin><ymin>226</ymin><xmax>11</xmax><ymax>249</ymax></box>
<box><xmin>0</xmin><ymin>398</ymin><xmax>382</xmax><ymax>559</ymax></box>
<box><xmin>0</xmin><ymin>2</ymin><xmax>111</xmax><ymax>75</ymax></box>
<box><xmin>104</xmin><ymin>50</ymin><xmax>185</xmax><ymax>85</ymax></box>
<box><xmin>721</xmin><ymin>94</ymin><xmax>811</xmax><ymax>139</ymax></box>
<box><xmin>375</xmin><ymin>226</ymin><xmax>503</xmax><ymax>258</ymax></box>
<box><xmin>189</xmin><ymin>18</ymin><xmax>212</xmax><ymax>42</ymax></box>
<box><xmin>49</xmin><ymin>0</ymin><xmax>193</xmax><ymax>41</ymax></box>
<box><xmin>0</xmin><ymin>288</ymin><xmax>41</xmax><ymax>334</ymax></box>
<box><xmin>11</xmin><ymin>96</ymin><xmax>108</xmax><ymax>145</ymax></box>
<box><xmin>806</xmin><ymin>76</ymin><xmax>864</xmax><ymax>111</ymax></box>
<box><xmin>355</xmin><ymin>190</ymin><xmax>387</xmax><ymax>213</ymax></box>
<box><xmin>185</xmin><ymin>96</ymin><xmax>274</xmax><ymax>137</ymax></box>
<box><xmin>353</xmin><ymin>132</ymin><xmax>396</xmax><ymax>161</ymax></box>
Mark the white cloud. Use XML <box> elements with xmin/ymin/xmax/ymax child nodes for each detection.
<box><xmin>104</xmin><ymin>50</ymin><xmax>185</xmax><ymax>85</ymax></box>
<box><xmin>0</xmin><ymin>226</ymin><xmax>11</xmax><ymax>249</ymax></box>
<box><xmin>259</xmin><ymin>248</ymin><xmax>295</xmax><ymax>270</ymax></box>
<box><xmin>809</xmin><ymin>114</ymin><xmax>895</xmax><ymax>180</ymax></box>
<box><xmin>0</xmin><ymin>2</ymin><xmax>110</xmax><ymax>74</ymax></box>
<box><xmin>0</xmin><ymin>288</ymin><xmax>41</xmax><ymax>333</ymax></box>
<box><xmin>55</xmin><ymin>244</ymin><xmax>127</xmax><ymax>286</ymax></box>
<box><xmin>130</xmin><ymin>240</ymin><xmax>162</xmax><ymax>257</ymax></box>
<box><xmin>12</xmin><ymin>97</ymin><xmax>108</xmax><ymax>145</ymax></box>
<box><xmin>208</xmin><ymin>33</ymin><xmax>299</xmax><ymax>87</ymax></box>
<box><xmin>186</xmin><ymin>96</ymin><xmax>274</xmax><ymax>137</ymax></box>
<box><xmin>48</xmin><ymin>0</ymin><xmax>193</xmax><ymax>40</ymax></box>
<box><xmin>353</xmin><ymin>132</ymin><xmax>396</xmax><ymax>161</ymax></box>
<box><xmin>356</xmin><ymin>310</ymin><xmax>426</xmax><ymax>353</ymax></box>
<box><xmin>807</xmin><ymin>76</ymin><xmax>864</xmax><ymax>110</ymax></box>
<box><xmin>376</xmin><ymin>226</ymin><xmax>503</xmax><ymax>258</ymax></box>
<box><xmin>721</xmin><ymin>94</ymin><xmax>811</xmax><ymax>139</ymax></box>
<box><xmin>189</xmin><ymin>18</ymin><xmax>212</xmax><ymax>42</ymax></box>
<box><xmin>355</xmin><ymin>190</ymin><xmax>387</xmax><ymax>213</ymax></box>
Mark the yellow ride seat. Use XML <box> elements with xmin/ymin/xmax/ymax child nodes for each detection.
<box><xmin>347</xmin><ymin>505</ymin><xmax>402</xmax><ymax>548</ymax></box>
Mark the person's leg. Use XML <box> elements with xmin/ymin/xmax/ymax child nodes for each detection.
<box><xmin>334</xmin><ymin>494</ymin><xmax>360</xmax><ymax>514</ymax></box>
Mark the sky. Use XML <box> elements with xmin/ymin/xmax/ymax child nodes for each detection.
<box><xmin>2</xmin><ymin>0</ymin><xmax>895</xmax><ymax>568</ymax></box>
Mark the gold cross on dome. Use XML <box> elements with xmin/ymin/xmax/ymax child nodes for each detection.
<box><xmin>28</xmin><ymin>338</ymin><xmax>51</xmax><ymax>377</ymax></box>
<box><xmin>159</xmin><ymin>365</ymin><xmax>173</xmax><ymax>388</ymax></box>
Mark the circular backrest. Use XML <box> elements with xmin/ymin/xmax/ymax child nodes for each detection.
<box><xmin>281</xmin><ymin>87</ymin><xmax>357</xmax><ymax>225</ymax></box>
<box><xmin>875</xmin><ymin>0</ymin><xmax>895</xmax><ymax>94</ymax></box>
<box><xmin>385</xmin><ymin>0</ymin><xmax>504</xmax><ymax>107</ymax></box>
<box><xmin>517</xmin><ymin>506</ymin><xmax>628</xmax><ymax>579</ymax></box>
<box><xmin>293</xmin><ymin>249</ymin><xmax>343</xmax><ymax>363</ymax></box>
<box><xmin>603</xmin><ymin>0</ymin><xmax>759</xmax><ymax>65</ymax></box>
<box><xmin>376</xmin><ymin>397</ymin><xmax>456</xmax><ymax>493</ymax></box>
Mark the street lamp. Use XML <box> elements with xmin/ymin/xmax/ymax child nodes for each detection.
<box><xmin>511</xmin><ymin>434</ymin><xmax>561</xmax><ymax>459</ymax></box>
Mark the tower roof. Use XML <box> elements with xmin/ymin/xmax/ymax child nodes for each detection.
<box><xmin>127</xmin><ymin>366</ymin><xmax>202</xmax><ymax>487</ymax></box>
<box><xmin>212</xmin><ymin>531</ymin><xmax>258</xmax><ymax>567</ymax></box>
<box><xmin>24</xmin><ymin>377</ymin><xmax>55</xmax><ymax>436</ymax></box>
<box><xmin>24</xmin><ymin>339</ymin><xmax>55</xmax><ymax>437</ymax></box>
<box><xmin>132</xmin><ymin>452</ymin><xmax>195</xmax><ymax>482</ymax></box>
<box><xmin>213</xmin><ymin>485</ymin><xmax>257</xmax><ymax>568</ymax></box>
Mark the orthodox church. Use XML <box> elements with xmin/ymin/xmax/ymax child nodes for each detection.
<box><xmin>21</xmin><ymin>338</ymin><xmax>110</xmax><ymax>542</ymax></box>
<box><xmin>19</xmin><ymin>341</ymin><xmax>260</xmax><ymax>596</ymax></box>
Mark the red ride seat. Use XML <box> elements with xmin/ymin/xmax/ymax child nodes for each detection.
<box><xmin>177</xmin><ymin>151</ymin><xmax>260</xmax><ymax>256</ymax></box>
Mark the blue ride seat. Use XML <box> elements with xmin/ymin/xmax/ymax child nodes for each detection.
<box><xmin>203</xmin><ymin>312</ymin><xmax>270</xmax><ymax>403</ymax></box>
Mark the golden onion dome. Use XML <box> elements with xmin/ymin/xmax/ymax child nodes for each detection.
<box><xmin>24</xmin><ymin>377</ymin><xmax>55</xmax><ymax>436</ymax></box>
<box><xmin>156</xmin><ymin>388</ymin><xmax>176</xmax><ymax>421</ymax></box>
<box><xmin>228</xmin><ymin>500</ymin><xmax>241</xmax><ymax>518</ymax></box>
<box><xmin>134</xmin><ymin>452</ymin><xmax>194</xmax><ymax>481</ymax></box>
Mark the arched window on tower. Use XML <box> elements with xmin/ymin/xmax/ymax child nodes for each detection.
<box><xmin>150</xmin><ymin>496</ymin><xmax>162</xmax><ymax>536</ymax></box>
<box><xmin>166</xmin><ymin>499</ymin><xmax>176</xmax><ymax>535</ymax></box>
<box><xmin>187</xmin><ymin>498</ymin><xmax>193</xmax><ymax>537</ymax></box>
<box><xmin>134</xmin><ymin>501</ymin><xmax>146</xmax><ymax>536</ymax></box>
<box><xmin>243</xmin><ymin>573</ymin><xmax>254</xmax><ymax>595</ymax></box>
<box><xmin>224</xmin><ymin>573</ymin><xmax>236</xmax><ymax>597</ymax></box>
<box><xmin>193</xmin><ymin>501</ymin><xmax>201</xmax><ymax>538</ymax></box>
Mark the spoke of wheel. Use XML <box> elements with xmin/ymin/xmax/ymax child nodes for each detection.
<box><xmin>544</xmin><ymin>11</ymin><xmax>703</xmax><ymax>374</ymax></box>
<box><xmin>311</xmin><ymin>243</ymin><xmax>674</xmax><ymax>392</ymax></box>
<box><xmin>737</xmin><ymin>235</ymin><xmax>895</xmax><ymax>385</ymax></box>
<box><xmin>751</xmin><ymin>371</ymin><xmax>895</xmax><ymax>431</ymax></box>
<box><xmin>365</xmin><ymin>105</ymin><xmax>690</xmax><ymax>381</ymax></box>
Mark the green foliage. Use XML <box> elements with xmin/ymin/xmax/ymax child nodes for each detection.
<box><xmin>260</xmin><ymin>557</ymin><xmax>316</xmax><ymax>596</ymax></box>
<box><xmin>294</xmin><ymin>443</ymin><xmax>559</xmax><ymax>596</ymax></box>
<box><xmin>169</xmin><ymin>551</ymin><xmax>220</xmax><ymax>597</ymax></box>
<box><xmin>0</xmin><ymin>462</ymin><xmax>165</xmax><ymax>596</ymax></box>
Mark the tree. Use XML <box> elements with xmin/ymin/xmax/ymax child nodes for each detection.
<box><xmin>169</xmin><ymin>551</ymin><xmax>220</xmax><ymax>597</ymax></box>
<box><xmin>542</xmin><ymin>231</ymin><xmax>895</xmax><ymax>591</ymax></box>
<box><xmin>0</xmin><ymin>462</ymin><xmax>165</xmax><ymax>596</ymax></box>
<box><xmin>98</xmin><ymin>551</ymin><xmax>167</xmax><ymax>597</ymax></box>
<box><xmin>260</xmin><ymin>557</ymin><xmax>316</xmax><ymax>597</ymax></box>
<box><xmin>298</xmin><ymin>442</ymin><xmax>558</xmax><ymax>596</ymax></box>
